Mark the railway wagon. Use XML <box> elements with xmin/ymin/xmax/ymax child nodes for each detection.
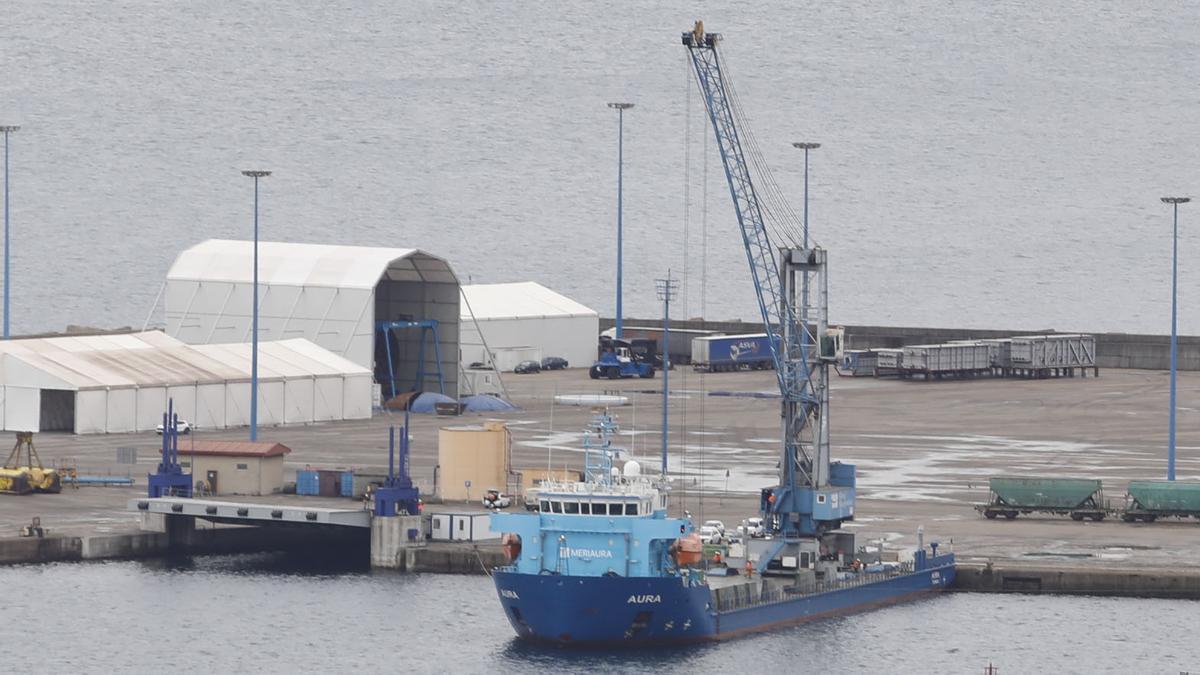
<box><xmin>1122</xmin><ymin>480</ymin><xmax>1200</xmax><ymax>522</ymax></box>
<box><xmin>975</xmin><ymin>476</ymin><xmax>1107</xmax><ymax>521</ymax></box>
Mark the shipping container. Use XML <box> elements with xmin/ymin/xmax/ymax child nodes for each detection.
<box><xmin>340</xmin><ymin>471</ymin><xmax>354</xmax><ymax>498</ymax></box>
<box><xmin>838</xmin><ymin>350</ymin><xmax>877</xmax><ymax>377</ymax></box>
<box><xmin>1009</xmin><ymin>334</ymin><xmax>1097</xmax><ymax>369</ymax></box>
<box><xmin>317</xmin><ymin>470</ymin><xmax>342</xmax><ymax>497</ymax></box>
<box><xmin>1122</xmin><ymin>480</ymin><xmax>1200</xmax><ymax>522</ymax></box>
<box><xmin>296</xmin><ymin>470</ymin><xmax>320</xmax><ymax>496</ymax></box>
<box><xmin>899</xmin><ymin>343</ymin><xmax>992</xmax><ymax>379</ymax></box>
<box><xmin>976</xmin><ymin>476</ymin><xmax>1107</xmax><ymax>520</ymax></box>
<box><xmin>691</xmin><ymin>333</ymin><xmax>776</xmax><ymax>372</ymax></box>
<box><xmin>873</xmin><ymin>349</ymin><xmax>903</xmax><ymax>372</ymax></box>
<box><xmin>980</xmin><ymin>338</ymin><xmax>1012</xmax><ymax>368</ymax></box>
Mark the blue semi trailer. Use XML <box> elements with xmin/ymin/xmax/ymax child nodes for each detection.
<box><xmin>690</xmin><ymin>333</ymin><xmax>776</xmax><ymax>372</ymax></box>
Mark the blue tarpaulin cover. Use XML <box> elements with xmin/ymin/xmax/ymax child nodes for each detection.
<box><xmin>410</xmin><ymin>392</ymin><xmax>458</xmax><ymax>413</ymax></box>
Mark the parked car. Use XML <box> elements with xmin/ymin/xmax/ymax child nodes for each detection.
<box><xmin>514</xmin><ymin>360</ymin><xmax>541</xmax><ymax>374</ymax></box>
<box><xmin>697</xmin><ymin>525</ymin><xmax>722</xmax><ymax>544</ymax></box>
<box><xmin>540</xmin><ymin>356</ymin><xmax>569</xmax><ymax>370</ymax></box>
<box><xmin>482</xmin><ymin>488</ymin><xmax>512</xmax><ymax>509</ymax></box>
<box><xmin>703</xmin><ymin>519</ymin><xmax>726</xmax><ymax>536</ymax></box>
<box><xmin>738</xmin><ymin>517</ymin><xmax>765</xmax><ymax>538</ymax></box>
<box><xmin>155</xmin><ymin>419</ymin><xmax>192</xmax><ymax>435</ymax></box>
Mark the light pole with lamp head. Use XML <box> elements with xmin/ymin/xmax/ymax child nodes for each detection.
<box><xmin>1</xmin><ymin>125</ymin><xmax>20</xmax><ymax>339</ymax></box>
<box><xmin>609</xmin><ymin>102</ymin><xmax>634</xmax><ymax>340</ymax></box>
<box><xmin>791</xmin><ymin>142</ymin><xmax>820</xmax><ymax>246</ymax></box>
<box><xmin>1162</xmin><ymin>196</ymin><xmax>1189</xmax><ymax>480</ymax></box>
<box><xmin>656</xmin><ymin>272</ymin><xmax>679</xmax><ymax>478</ymax></box>
<box><xmin>243</xmin><ymin>170</ymin><xmax>271</xmax><ymax>441</ymax></box>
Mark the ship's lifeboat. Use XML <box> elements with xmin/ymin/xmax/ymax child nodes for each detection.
<box><xmin>501</xmin><ymin>533</ymin><xmax>522</xmax><ymax>562</ymax></box>
<box><xmin>670</xmin><ymin>533</ymin><xmax>703</xmax><ymax>567</ymax></box>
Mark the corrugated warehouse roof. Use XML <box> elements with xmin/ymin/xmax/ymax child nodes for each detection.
<box><xmin>178</xmin><ymin>440</ymin><xmax>291</xmax><ymax>458</ymax></box>
<box><xmin>167</xmin><ymin>239</ymin><xmax>458</xmax><ymax>288</ymax></box>
<box><xmin>0</xmin><ymin>332</ymin><xmax>369</xmax><ymax>391</ymax></box>
<box><xmin>461</xmin><ymin>282</ymin><xmax>597</xmax><ymax>321</ymax></box>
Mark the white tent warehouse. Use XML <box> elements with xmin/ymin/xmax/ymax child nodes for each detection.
<box><xmin>165</xmin><ymin>240</ymin><xmax>460</xmax><ymax>400</ymax></box>
<box><xmin>460</xmin><ymin>282</ymin><xmax>598</xmax><ymax>372</ymax></box>
<box><xmin>0</xmin><ymin>332</ymin><xmax>372</xmax><ymax>434</ymax></box>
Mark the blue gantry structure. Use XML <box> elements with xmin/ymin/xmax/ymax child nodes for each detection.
<box><xmin>377</xmin><ymin>319</ymin><xmax>445</xmax><ymax>399</ymax></box>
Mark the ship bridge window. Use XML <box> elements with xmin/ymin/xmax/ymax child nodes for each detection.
<box><xmin>540</xmin><ymin>500</ymin><xmax>550</xmax><ymax>512</ymax></box>
<box><xmin>593</xmin><ymin>503</ymin><xmax>608</xmax><ymax>516</ymax></box>
<box><xmin>564</xmin><ymin>502</ymin><xmax>579</xmax><ymax>514</ymax></box>
<box><xmin>550</xmin><ymin>501</ymin><xmax>562</xmax><ymax>514</ymax></box>
<box><xmin>580</xmin><ymin>503</ymin><xmax>591</xmax><ymax>515</ymax></box>
<box><xmin>625</xmin><ymin>503</ymin><xmax>638</xmax><ymax>516</ymax></box>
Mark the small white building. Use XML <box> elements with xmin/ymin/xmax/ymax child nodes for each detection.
<box><xmin>459</xmin><ymin>282</ymin><xmax>598</xmax><ymax>372</ymax></box>
<box><xmin>181</xmin><ymin>440</ymin><xmax>291</xmax><ymax>496</ymax></box>
<box><xmin>0</xmin><ymin>332</ymin><xmax>372</xmax><ymax>434</ymax></box>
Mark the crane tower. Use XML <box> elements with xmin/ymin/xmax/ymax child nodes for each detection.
<box><xmin>682</xmin><ymin>23</ymin><xmax>854</xmax><ymax>554</ymax></box>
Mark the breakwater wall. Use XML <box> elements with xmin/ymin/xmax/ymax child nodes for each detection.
<box><xmin>602</xmin><ymin>318</ymin><xmax>1200</xmax><ymax>371</ymax></box>
<box><xmin>953</xmin><ymin>561</ymin><xmax>1200</xmax><ymax>599</ymax></box>
<box><xmin>6</xmin><ymin>532</ymin><xmax>1200</xmax><ymax>600</ymax></box>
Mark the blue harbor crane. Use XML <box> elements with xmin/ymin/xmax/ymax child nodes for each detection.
<box><xmin>148</xmin><ymin>399</ymin><xmax>192</xmax><ymax>498</ymax></box>
<box><xmin>374</xmin><ymin>413</ymin><xmax>421</xmax><ymax>516</ymax></box>
<box><xmin>683</xmin><ymin>22</ymin><xmax>855</xmax><ymax>562</ymax></box>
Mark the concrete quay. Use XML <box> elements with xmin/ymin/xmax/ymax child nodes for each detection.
<box><xmin>0</xmin><ymin>365</ymin><xmax>1196</xmax><ymax>599</ymax></box>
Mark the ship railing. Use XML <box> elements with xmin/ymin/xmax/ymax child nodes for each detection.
<box><xmin>713</xmin><ymin>561</ymin><xmax>918</xmax><ymax>613</ymax></box>
<box><xmin>537</xmin><ymin>479</ymin><xmax>659</xmax><ymax>497</ymax></box>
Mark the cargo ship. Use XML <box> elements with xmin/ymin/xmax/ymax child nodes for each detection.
<box><xmin>489</xmin><ymin>412</ymin><xmax>955</xmax><ymax>645</ymax></box>
<box><xmin>489</xmin><ymin>22</ymin><xmax>955</xmax><ymax>645</ymax></box>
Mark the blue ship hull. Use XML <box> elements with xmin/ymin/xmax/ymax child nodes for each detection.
<box><xmin>493</xmin><ymin>556</ymin><xmax>956</xmax><ymax>645</ymax></box>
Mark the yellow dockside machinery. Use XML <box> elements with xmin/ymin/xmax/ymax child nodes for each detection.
<box><xmin>0</xmin><ymin>432</ymin><xmax>62</xmax><ymax>495</ymax></box>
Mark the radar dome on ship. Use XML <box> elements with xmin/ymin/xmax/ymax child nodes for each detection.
<box><xmin>623</xmin><ymin>460</ymin><xmax>641</xmax><ymax>477</ymax></box>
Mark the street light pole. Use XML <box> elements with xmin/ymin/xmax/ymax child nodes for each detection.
<box><xmin>656</xmin><ymin>272</ymin><xmax>679</xmax><ymax>478</ymax></box>
<box><xmin>1</xmin><ymin>125</ymin><xmax>20</xmax><ymax>339</ymax></box>
<box><xmin>791</xmin><ymin>142</ymin><xmax>820</xmax><ymax>247</ymax></box>
<box><xmin>243</xmin><ymin>170</ymin><xmax>271</xmax><ymax>441</ymax></box>
<box><xmin>1161</xmin><ymin>196</ymin><xmax>1190</xmax><ymax>481</ymax></box>
<box><xmin>609</xmin><ymin>102</ymin><xmax>634</xmax><ymax>340</ymax></box>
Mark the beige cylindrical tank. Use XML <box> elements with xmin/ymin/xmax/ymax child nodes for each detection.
<box><xmin>438</xmin><ymin>421</ymin><xmax>509</xmax><ymax>501</ymax></box>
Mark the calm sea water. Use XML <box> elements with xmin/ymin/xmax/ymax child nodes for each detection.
<box><xmin>2</xmin><ymin>2</ymin><xmax>1199</xmax><ymax>335</ymax></box>
<box><xmin>1</xmin><ymin>552</ymin><xmax>1194</xmax><ymax>674</ymax></box>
